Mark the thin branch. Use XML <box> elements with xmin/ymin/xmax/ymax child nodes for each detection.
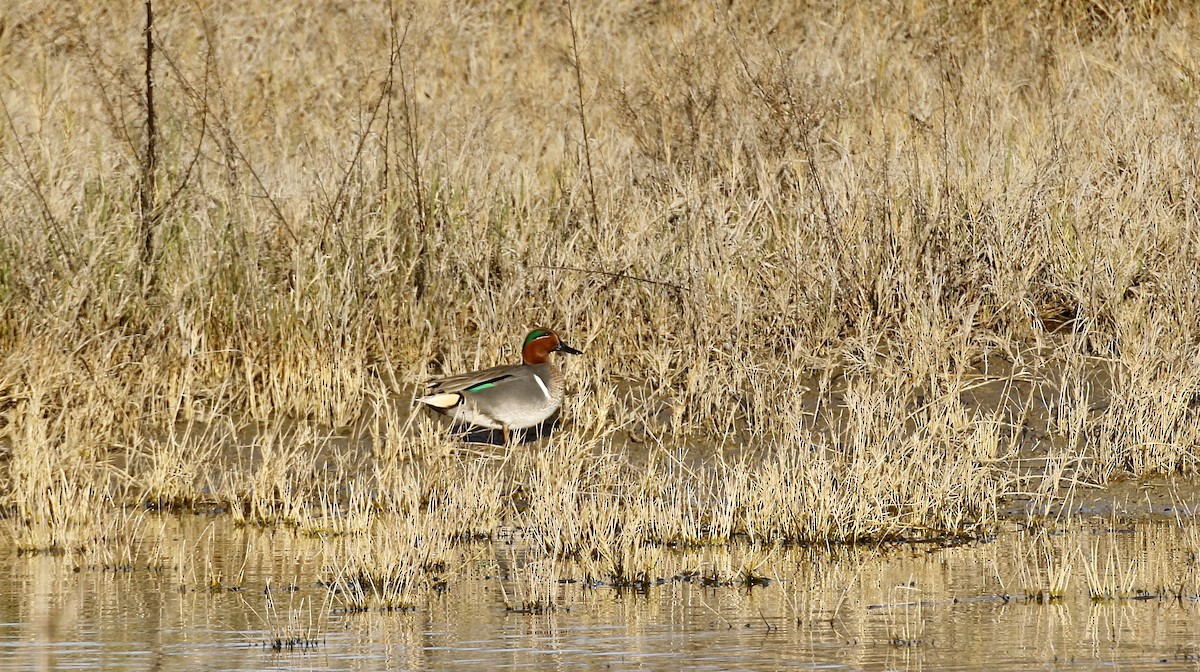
<box><xmin>392</xmin><ymin>14</ymin><xmax>421</xmax><ymax>224</ymax></box>
<box><xmin>564</xmin><ymin>0</ymin><xmax>599</xmax><ymax>229</ymax></box>
<box><xmin>380</xmin><ymin>1</ymin><xmax>399</xmax><ymax>197</ymax></box>
<box><xmin>0</xmin><ymin>95</ymin><xmax>74</xmax><ymax>277</ymax></box>
<box><xmin>388</xmin><ymin>11</ymin><xmax>427</xmax><ymax>299</ymax></box>
<box><xmin>531</xmin><ymin>263</ymin><xmax>686</xmax><ymax>294</ymax></box>
<box><xmin>140</xmin><ymin>0</ymin><xmax>159</xmax><ymax>278</ymax></box>
<box><xmin>724</xmin><ymin>11</ymin><xmax>841</xmax><ymax>296</ymax></box>
<box><xmin>152</xmin><ymin>4</ymin><xmax>293</xmax><ymax>244</ymax></box>
<box><xmin>152</xmin><ymin>2</ymin><xmax>215</xmax><ymax>215</ymax></box>
<box><xmin>324</xmin><ymin>102</ymin><xmax>383</xmax><ymax>233</ymax></box>
<box><xmin>70</xmin><ymin>14</ymin><xmax>137</xmax><ymax>159</ymax></box>
<box><xmin>321</xmin><ymin>61</ymin><xmax>396</xmax><ymax>254</ymax></box>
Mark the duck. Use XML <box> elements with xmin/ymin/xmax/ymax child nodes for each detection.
<box><xmin>416</xmin><ymin>328</ymin><xmax>583</xmax><ymax>444</ymax></box>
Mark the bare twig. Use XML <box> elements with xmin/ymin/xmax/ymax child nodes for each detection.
<box><xmin>531</xmin><ymin>263</ymin><xmax>686</xmax><ymax>294</ymax></box>
<box><xmin>564</xmin><ymin>0</ymin><xmax>600</xmax><ymax>229</ymax></box>
<box><xmin>321</xmin><ymin>77</ymin><xmax>392</xmax><ymax>250</ymax></box>
<box><xmin>140</xmin><ymin>0</ymin><xmax>159</xmax><ymax>282</ymax></box>
<box><xmin>0</xmin><ymin>96</ymin><xmax>74</xmax><ymax>277</ymax></box>
<box><xmin>390</xmin><ymin>11</ymin><xmax>427</xmax><ymax>300</ymax></box>
<box><xmin>724</xmin><ymin>11</ymin><xmax>841</xmax><ymax>298</ymax></box>
<box><xmin>148</xmin><ymin>2</ymin><xmax>218</xmax><ymax>216</ymax></box>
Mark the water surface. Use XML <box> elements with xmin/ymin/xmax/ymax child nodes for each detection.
<box><xmin>2</xmin><ymin>515</ymin><xmax>1199</xmax><ymax>670</ymax></box>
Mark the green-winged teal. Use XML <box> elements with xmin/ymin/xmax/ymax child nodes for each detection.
<box><xmin>417</xmin><ymin>328</ymin><xmax>583</xmax><ymax>444</ymax></box>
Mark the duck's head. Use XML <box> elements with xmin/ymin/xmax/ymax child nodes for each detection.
<box><xmin>521</xmin><ymin>328</ymin><xmax>583</xmax><ymax>365</ymax></box>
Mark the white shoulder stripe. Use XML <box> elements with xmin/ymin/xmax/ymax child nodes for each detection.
<box><xmin>532</xmin><ymin>373</ymin><xmax>551</xmax><ymax>401</ymax></box>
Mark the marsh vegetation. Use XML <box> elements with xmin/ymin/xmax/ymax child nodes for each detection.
<box><xmin>1</xmin><ymin>0</ymin><xmax>1199</xmax><ymax>658</ymax></box>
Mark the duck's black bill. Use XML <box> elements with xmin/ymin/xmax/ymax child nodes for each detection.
<box><xmin>556</xmin><ymin>342</ymin><xmax>583</xmax><ymax>355</ymax></box>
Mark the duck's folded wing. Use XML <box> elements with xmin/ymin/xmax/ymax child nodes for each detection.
<box><xmin>426</xmin><ymin>363</ymin><xmax>516</xmax><ymax>394</ymax></box>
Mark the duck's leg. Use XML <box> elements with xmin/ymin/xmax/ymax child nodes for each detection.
<box><xmin>502</xmin><ymin>424</ymin><xmax>510</xmax><ymax>447</ymax></box>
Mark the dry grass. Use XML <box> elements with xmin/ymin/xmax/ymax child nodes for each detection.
<box><xmin>1</xmin><ymin>0</ymin><xmax>1199</xmax><ymax>578</ymax></box>
<box><xmin>323</xmin><ymin>512</ymin><xmax>451</xmax><ymax>611</ymax></box>
<box><xmin>1016</xmin><ymin>528</ymin><xmax>1076</xmax><ymax>602</ymax></box>
<box><xmin>250</xmin><ymin>590</ymin><xmax>327</xmax><ymax>652</ymax></box>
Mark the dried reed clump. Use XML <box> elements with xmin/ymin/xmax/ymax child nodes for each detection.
<box><xmin>323</xmin><ymin>512</ymin><xmax>451</xmax><ymax>611</ymax></box>
<box><xmin>504</xmin><ymin>377</ymin><xmax>1005</xmax><ymax>553</ymax></box>
<box><xmin>299</xmin><ymin>478</ymin><xmax>373</xmax><ymax>538</ymax></box>
<box><xmin>1010</xmin><ymin>521</ymin><xmax>1200</xmax><ymax>604</ymax></box>
<box><xmin>723</xmin><ymin>373</ymin><xmax>1007</xmax><ymax>543</ymax></box>
<box><xmin>1083</xmin><ymin>304</ymin><xmax>1200</xmax><ymax>478</ymax></box>
<box><xmin>1016</xmin><ymin>529</ymin><xmax>1076</xmax><ymax>603</ymax></box>
<box><xmin>366</xmin><ymin>407</ymin><xmax>509</xmax><ymax>540</ymax></box>
<box><xmin>253</xmin><ymin>591</ymin><xmax>327</xmax><ymax>652</ymax></box>
<box><xmin>125</xmin><ymin>418</ymin><xmax>227</xmax><ymax>509</ymax></box>
<box><xmin>499</xmin><ymin>545</ymin><xmax>567</xmax><ymax>613</ymax></box>
<box><xmin>0</xmin><ymin>358</ymin><xmax>138</xmax><ymax>559</ymax></box>
<box><xmin>1091</xmin><ymin>361</ymin><xmax>1200</xmax><ymax>478</ymax></box>
<box><xmin>217</xmin><ymin>421</ymin><xmax>327</xmax><ymax>527</ymax></box>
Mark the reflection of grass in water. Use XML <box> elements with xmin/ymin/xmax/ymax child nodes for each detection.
<box><xmin>1081</xmin><ymin>517</ymin><xmax>1200</xmax><ymax>602</ymax></box>
<box><xmin>1007</xmin><ymin>520</ymin><xmax>1200</xmax><ymax>606</ymax></box>
<box><xmin>884</xmin><ymin>584</ymin><xmax>926</xmax><ymax>648</ymax></box>
<box><xmin>12</xmin><ymin>518</ymin><xmax>1200</xmax><ymax>668</ymax></box>
<box><xmin>248</xmin><ymin>588</ymin><xmax>328</xmax><ymax>653</ymax></box>
<box><xmin>2</xmin><ymin>1</ymin><xmax>1200</xmax><ymax>574</ymax></box>
<box><xmin>500</xmin><ymin>546</ymin><xmax>563</xmax><ymax>614</ymax></box>
<box><xmin>1017</xmin><ymin>530</ymin><xmax>1074</xmax><ymax>603</ymax></box>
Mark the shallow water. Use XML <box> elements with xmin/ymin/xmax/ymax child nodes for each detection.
<box><xmin>2</xmin><ymin>515</ymin><xmax>1200</xmax><ymax>671</ymax></box>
